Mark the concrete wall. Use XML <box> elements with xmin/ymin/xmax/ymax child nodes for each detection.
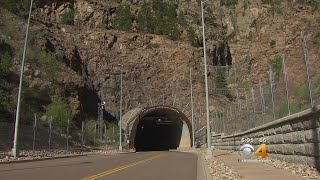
<box><xmin>211</xmin><ymin>106</ymin><xmax>320</xmax><ymax>168</ymax></box>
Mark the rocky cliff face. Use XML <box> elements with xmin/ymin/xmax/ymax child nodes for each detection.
<box><xmin>1</xmin><ymin>0</ymin><xmax>320</xmax><ymax>128</ymax></box>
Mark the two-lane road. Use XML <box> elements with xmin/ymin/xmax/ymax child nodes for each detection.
<box><xmin>0</xmin><ymin>151</ymin><xmax>197</xmax><ymax>180</ymax></box>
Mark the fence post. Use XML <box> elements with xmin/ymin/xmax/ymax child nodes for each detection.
<box><xmin>112</xmin><ymin>125</ymin><xmax>115</xmax><ymax>143</ymax></box>
<box><xmin>81</xmin><ymin>121</ymin><xmax>84</xmax><ymax>146</ymax></box>
<box><xmin>66</xmin><ymin>119</ymin><xmax>69</xmax><ymax>151</ymax></box>
<box><xmin>236</xmin><ymin>89</ymin><xmax>241</xmax><ymax>114</ymax></box>
<box><xmin>94</xmin><ymin>122</ymin><xmax>97</xmax><ymax>146</ymax></box>
<box><xmin>251</xmin><ymin>87</ymin><xmax>256</xmax><ymax>124</ymax></box>
<box><xmin>259</xmin><ymin>80</ymin><xmax>266</xmax><ymax>114</ymax></box>
<box><xmin>282</xmin><ymin>54</ymin><xmax>291</xmax><ymax>115</ymax></box>
<box><xmin>215</xmin><ymin>112</ymin><xmax>218</xmax><ymax>133</ymax></box>
<box><xmin>300</xmin><ymin>31</ymin><xmax>314</xmax><ymax>107</ymax></box>
<box><xmin>269</xmin><ymin>66</ymin><xmax>276</xmax><ymax>120</ymax></box>
<box><xmin>223</xmin><ymin>110</ymin><xmax>226</xmax><ymax>134</ymax></box>
<box><xmin>33</xmin><ymin>113</ymin><xmax>37</xmax><ymax>151</ymax></box>
<box><xmin>212</xmin><ymin>112</ymin><xmax>215</xmax><ymax>133</ymax></box>
<box><xmin>245</xmin><ymin>93</ymin><xmax>249</xmax><ymax>128</ymax></box>
<box><xmin>48</xmin><ymin>117</ymin><xmax>52</xmax><ymax>150</ymax></box>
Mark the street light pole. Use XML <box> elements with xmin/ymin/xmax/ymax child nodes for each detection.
<box><xmin>201</xmin><ymin>0</ymin><xmax>212</xmax><ymax>155</ymax></box>
<box><xmin>118</xmin><ymin>64</ymin><xmax>123</xmax><ymax>152</ymax></box>
<box><xmin>12</xmin><ymin>0</ymin><xmax>33</xmax><ymax>157</ymax></box>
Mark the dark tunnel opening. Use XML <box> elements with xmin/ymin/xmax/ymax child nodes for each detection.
<box><xmin>134</xmin><ymin>116</ymin><xmax>183</xmax><ymax>151</ymax></box>
<box><xmin>133</xmin><ymin>109</ymin><xmax>188</xmax><ymax>152</ymax></box>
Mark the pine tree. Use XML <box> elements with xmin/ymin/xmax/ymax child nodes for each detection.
<box><xmin>113</xmin><ymin>4</ymin><xmax>132</xmax><ymax>31</ymax></box>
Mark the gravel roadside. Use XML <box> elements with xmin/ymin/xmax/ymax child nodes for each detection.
<box><xmin>201</xmin><ymin>150</ymin><xmax>246</xmax><ymax>180</ymax></box>
<box><xmin>263</xmin><ymin>158</ymin><xmax>320</xmax><ymax>179</ymax></box>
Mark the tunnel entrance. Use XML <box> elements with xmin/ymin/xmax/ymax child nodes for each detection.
<box><xmin>134</xmin><ymin>115</ymin><xmax>183</xmax><ymax>151</ymax></box>
<box><xmin>128</xmin><ymin>106</ymin><xmax>192</xmax><ymax>152</ymax></box>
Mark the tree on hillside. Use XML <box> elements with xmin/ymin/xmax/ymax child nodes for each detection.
<box><xmin>45</xmin><ymin>101</ymin><xmax>73</xmax><ymax>132</ymax></box>
<box><xmin>137</xmin><ymin>0</ymin><xmax>180</xmax><ymax>40</ymax></box>
<box><xmin>215</xmin><ymin>68</ymin><xmax>231</xmax><ymax>97</ymax></box>
<box><xmin>137</xmin><ymin>3</ymin><xmax>155</xmax><ymax>33</ymax></box>
<box><xmin>0</xmin><ymin>40</ymin><xmax>13</xmax><ymax>75</ymax></box>
<box><xmin>113</xmin><ymin>4</ymin><xmax>132</xmax><ymax>31</ymax></box>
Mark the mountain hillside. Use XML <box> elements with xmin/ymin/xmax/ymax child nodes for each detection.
<box><xmin>1</xmin><ymin>0</ymin><xmax>320</xmax><ymax>131</ymax></box>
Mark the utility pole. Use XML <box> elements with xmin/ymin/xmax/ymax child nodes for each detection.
<box><xmin>118</xmin><ymin>64</ymin><xmax>123</xmax><ymax>152</ymax></box>
<box><xmin>12</xmin><ymin>0</ymin><xmax>33</xmax><ymax>157</ymax></box>
<box><xmin>201</xmin><ymin>0</ymin><xmax>212</xmax><ymax>155</ymax></box>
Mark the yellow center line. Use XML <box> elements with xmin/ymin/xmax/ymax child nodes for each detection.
<box><xmin>81</xmin><ymin>154</ymin><xmax>162</xmax><ymax>180</ymax></box>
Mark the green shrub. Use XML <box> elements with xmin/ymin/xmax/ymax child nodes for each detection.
<box><xmin>270</xmin><ymin>40</ymin><xmax>276</xmax><ymax>48</ymax></box>
<box><xmin>113</xmin><ymin>4</ymin><xmax>132</xmax><ymax>31</ymax></box>
<box><xmin>187</xmin><ymin>27</ymin><xmax>201</xmax><ymax>47</ymax></box>
<box><xmin>261</xmin><ymin>0</ymin><xmax>282</xmax><ymax>14</ymax></box>
<box><xmin>294</xmin><ymin>85</ymin><xmax>310</xmax><ymax>102</ymax></box>
<box><xmin>220</xmin><ymin>0</ymin><xmax>239</xmax><ymax>7</ymax></box>
<box><xmin>45</xmin><ymin>100</ymin><xmax>73</xmax><ymax>132</ymax></box>
<box><xmin>214</xmin><ymin>68</ymin><xmax>230</xmax><ymax>97</ymax></box>
<box><xmin>178</xmin><ymin>10</ymin><xmax>187</xmax><ymax>28</ymax></box>
<box><xmin>248</xmin><ymin>31</ymin><xmax>253</xmax><ymax>42</ymax></box>
<box><xmin>60</xmin><ymin>11</ymin><xmax>74</xmax><ymax>25</ymax></box>
<box><xmin>1</xmin><ymin>0</ymin><xmax>50</xmax><ymax>17</ymax></box>
<box><xmin>295</xmin><ymin>0</ymin><xmax>320</xmax><ymax>10</ymax></box>
<box><xmin>147</xmin><ymin>43</ymin><xmax>160</xmax><ymax>49</ymax></box>
<box><xmin>269</xmin><ymin>56</ymin><xmax>282</xmax><ymax>81</ymax></box>
<box><xmin>276</xmin><ymin>98</ymin><xmax>290</xmax><ymax>118</ymax></box>
<box><xmin>0</xmin><ymin>52</ymin><xmax>11</xmax><ymax>75</ymax></box>
<box><xmin>37</xmin><ymin>51</ymin><xmax>60</xmax><ymax>81</ymax></box>
<box><xmin>250</xmin><ymin>19</ymin><xmax>257</xmax><ymax>28</ymax></box>
<box><xmin>312</xmin><ymin>31</ymin><xmax>320</xmax><ymax>50</ymax></box>
<box><xmin>106</xmin><ymin>122</ymin><xmax>119</xmax><ymax>143</ymax></box>
<box><xmin>0</xmin><ymin>41</ymin><xmax>13</xmax><ymax>75</ymax></box>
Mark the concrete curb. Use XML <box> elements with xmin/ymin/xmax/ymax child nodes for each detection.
<box><xmin>196</xmin><ymin>152</ymin><xmax>212</xmax><ymax>180</ymax></box>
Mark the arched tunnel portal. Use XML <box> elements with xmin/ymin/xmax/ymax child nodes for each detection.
<box><xmin>126</xmin><ymin>106</ymin><xmax>193</xmax><ymax>151</ymax></box>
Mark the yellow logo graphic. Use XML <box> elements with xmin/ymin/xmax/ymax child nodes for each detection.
<box><xmin>255</xmin><ymin>144</ymin><xmax>268</xmax><ymax>159</ymax></box>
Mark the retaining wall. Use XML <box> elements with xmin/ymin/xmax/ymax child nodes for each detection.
<box><xmin>212</xmin><ymin>106</ymin><xmax>320</xmax><ymax>168</ymax></box>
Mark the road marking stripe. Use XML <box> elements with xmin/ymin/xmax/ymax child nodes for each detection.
<box><xmin>81</xmin><ymin>154</ymin><xmax>161</xmax><ymax>180</ymax></box>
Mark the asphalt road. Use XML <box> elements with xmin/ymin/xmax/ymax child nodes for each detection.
<box><xmin>0</xmin><ymin>151</ymin><xmax>197</xmax><ymax>180</ymax></box>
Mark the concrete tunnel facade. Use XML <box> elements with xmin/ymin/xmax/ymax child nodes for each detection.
<box><xmin>122</xmin><ymin>106</ymin><xmax>193</xmax><ymax>151</ymax></box>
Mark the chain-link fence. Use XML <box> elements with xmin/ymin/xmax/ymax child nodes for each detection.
<box><xmin>208</xmin><ymin>30</ymin><xmax>320</xmax><ymax>136</ymax></box>
<box><xmin>0</xmin><ymin>114</ymin><xmax>121</xmax><ymax>154</ymax></box>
